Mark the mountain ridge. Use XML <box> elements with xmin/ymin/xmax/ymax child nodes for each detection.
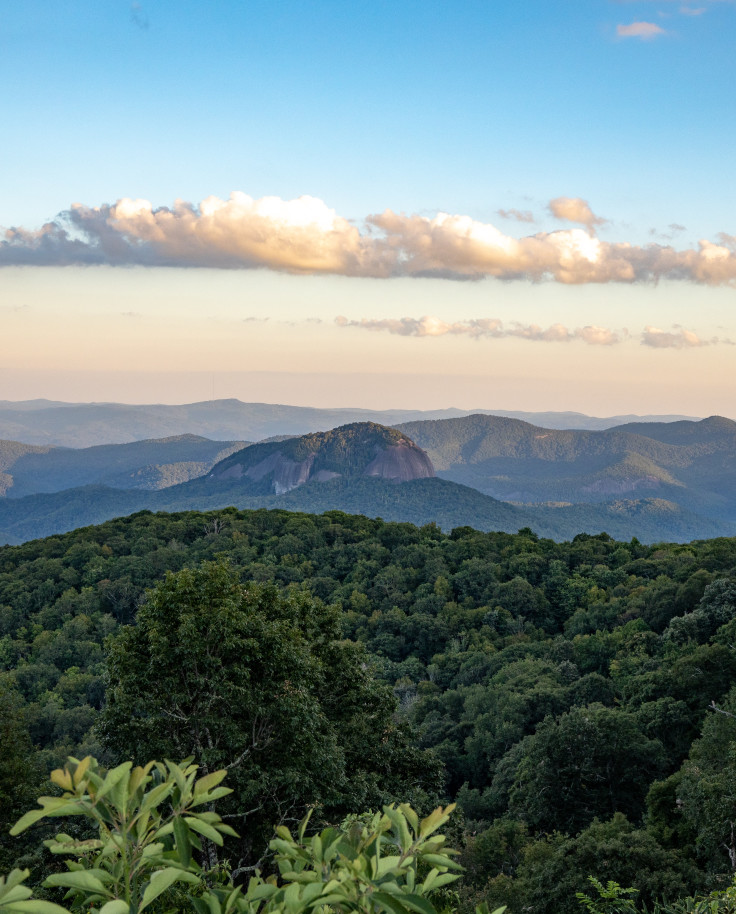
<box><xmin>396</xmin><ymin>413</ymin><xmax>736</xmax><ymax>524</ymax></box>
<box><xmin>0</xmin><ymin>419</ymin><xmax>731</xmax><ymax>546</ymax></box>
<box><xmin>0</xmin><ymin>399</ymin><xmax>703</xmax><ymax>447</ymax></box>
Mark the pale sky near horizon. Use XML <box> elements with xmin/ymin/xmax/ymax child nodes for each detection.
<box><xmin>2</xmin><ymin>1</ymin><xmax>735</xmax><ymax>415</ymax></box>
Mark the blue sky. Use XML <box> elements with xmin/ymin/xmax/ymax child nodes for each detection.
<box><xmin>1</xmin><ymin>1</ymin><xmax>735</xmax><ymax>412</ymax></box>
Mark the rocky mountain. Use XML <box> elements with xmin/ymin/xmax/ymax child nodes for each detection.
<box><xmin>208</xmin><ymin>423</ymin><xmax>434</xmax><ymax>494</ymax></box>
<box><xmin>396</xmin><ymin>413</ymin><xmax>736</xmax><ymax>524</ymax></box>
<box><xmin>0</xmin><ymin>421</ymin><xmax>730</xmax><ymax>546</ymax></box>
<box><xmin>0</xmin><ymin>399</ymin><xmax>700</xmax><ymax>448</ymax></box>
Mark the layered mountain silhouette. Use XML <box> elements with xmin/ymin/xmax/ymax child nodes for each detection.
<box><xmin>0</xmin><ymin>419</ymin><xmax>732</xmax><ymax>546</ymax></box>
<box><xmin>0</xmin><ymin>398</ymin><xmax>699</xmax><ymax>447</ymax></box>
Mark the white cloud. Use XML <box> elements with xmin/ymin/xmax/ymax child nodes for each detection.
<box><xmin>617</xmin><ymin>21</ymin><xmax>667</xmax><ymax>38</ymax></box>
<box><xmin>3</xmin><ymin>192</ymin><xmax>736</xmax><ymax>286</ymax></box>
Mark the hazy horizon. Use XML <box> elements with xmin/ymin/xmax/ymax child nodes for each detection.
<box><xmin>2</xmin><ymin>2</ymin><xmax>735</xmax><ymax>415</ymax></box>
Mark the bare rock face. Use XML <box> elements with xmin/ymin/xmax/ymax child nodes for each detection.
<box><xmin>207</xmin><ymin>422</ymin><xmax>435</xmax><ymax>495</ymax></box>
<box><xmin>244</xmin><ymin>452</ymin><xmax>316</xmax><ymax>493</ymax></box>
<box><xmin>363</xmin><ymin>443</ymin><xmax>435</xmax><ymax>482</ymax></box>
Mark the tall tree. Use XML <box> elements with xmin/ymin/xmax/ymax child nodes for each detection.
<box><xmin>99</xmin><ymin>562</ymin><xmax>440</xmax><ymax>872</ymax></box>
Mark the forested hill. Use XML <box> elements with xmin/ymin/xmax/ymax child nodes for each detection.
<box><xmin>0</xmin><ymin>434</ymin><xmax>248</xmax><ymax>497</ymax></box>
<box><xmin>2</xmin><ymin>507</ymin><xmax>736</xmax><ymax>912</ymax></box>
<box><xmin>0</xmin><ymin>420</ymin><xmax>732</xmax><ymax>545</ymax></box>
<box><xmin>397</xmin><ymin>413</ymin><xmax>736</xmax><ymax>524</ymax></box>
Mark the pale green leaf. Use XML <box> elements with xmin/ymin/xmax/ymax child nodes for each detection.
<box><xmin>44</xmin><ymin>870</ymin><xmax>112</xmax><ymax>896</ymax></box>
<box><xmin>2</xmin><ymin>901</ymin><xmax>74</xmax><ymax>914</ymax></box>
<box><xmin>99</xmin><ymin>902</ymin><xmax>130</xmax><ymax>914</ymax></box>
<box><xmin>193</xmin><ymin>770</ymin><xmax>227</xmax><ymax>796</ymax></box>
<box><xmin>184</xmin><ymin>818</ymin><xmax>223</xmax><ymax>845</ymax></box>
<box><xmin>96</xmin><ymin>764</ymin><xmax>132</xmax><ymax>801</ymax></box>
<box><xmin>139</xmin><ymin>868</ymin><xmax>199</xmax><ymax>912</ymax></box>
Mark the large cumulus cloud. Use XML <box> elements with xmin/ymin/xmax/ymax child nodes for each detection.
<box><xmin>3</xmin><ymin>192</ymin><xmax>736</xmax><ymax>286</ymax></box>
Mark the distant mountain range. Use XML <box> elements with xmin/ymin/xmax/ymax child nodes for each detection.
<box><xmin>396</xmin><ymin>413</ymin><xmax>736</xmax><ymax>524</ymax></box>
<box><xmin>0</xmin><ymin>399</ymin><xmax>701</xmax><ymax>447</ymax></box>
<box><xmin>0</xmin><ymin>418</ymin><xmax>733</xmax><ymax>546</ymax></box>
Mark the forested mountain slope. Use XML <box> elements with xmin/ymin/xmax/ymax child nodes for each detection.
<box><xmin>0</xmin><ymin>434</ymin><xmax>248</xmax><ymax>497</ymax></box>
<box><xmin>0</xmin><ymin>421</ymin><xmax>731</xmax><ymax>545</ymax></box>
<box><xmin>2</xmin><ymin>508</ymin><xmax>736</xmax><ymax>911</ymax></box>
<box><xmin>397</xmin><ymin>414</ymin><xmax>736</xmax><ymax>523</ymax></box>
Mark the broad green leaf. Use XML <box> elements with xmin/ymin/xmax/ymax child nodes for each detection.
<box><xmin>399</xmin><ymin>805</ymin><xmax>419</xmax><ymax>832</ymax></box>
<box><xmin>44</xmin><ymin>870</ymin><xmax>112</xmax><ymax>896</ymax></box>
<box><xmin>376</xmin><ymin>856</ymin><xmax>404</xmax><ymax>877</ymax></box>
<box><xmin>139</xmin><ymin>868</ymin><xmax>199</xmax><ymax>912</ymax></box>
<box><xmin>418</xmin><ymin>806</ymin><xmax>453</xmax><ymax>840</ymax></box>
<box><xmin>2</xmin><ymin>901</ymin><xmax>74</xmax><ymax>914</ymax></box>
<box><xmin>96</xmin><ymin>763</ymin><xmax>132</xmax><ymax>801</ymax></box>
<box><xmin>127</xmin><ymin>763</ymin><xmax>154</xmax><ymax>798</ymax></box>
<box><xmin>0</xmin><ymin>887</ymin><xmax>33</xmax><ymax>905</ymax></box>
<box><xmin>422</xmin><ymin>873</ymin><xmax>460</xmax><ymax>892</ymax></box>
<box><xmin>72</xmin><ymin>756</ymin><xmax>92</xmax><ymax>787</ymax></box>
<box><xmin>99</xmin><ymin>901</ymin><xmax>130</xmax><ymax>914</ymax></box>
<box><xmin>419</xmin><ymin>854</ymin><xmax>462</xmax><ymax>870</ymax></box>
<box><xmin>372</xmin><ymin>891</ymin><xmax>412</xmax><ymax>914</ymax></box>
<box><xmin>299</xmin><ymin>883</ymin><xmax>324</xmax><ymax>905</ymax></box>
<box><xmin>193</xmin><ymin>770</ymin><xmax>228</xmax><ymax>796</ymax></box>
<box><xmin>184</xmin><ymin>817</ymin><xmax>224</xmax><ymax>845</ymax></box>
<box><xmin>396</xmin><ymin>894</ymin><xmax>437</xmax><ymax>914</ymax></box>
<box><xmin>11</xmin><ymin>799</ymin><xmax>82</xmax><ymax>835</ymax></box>
<box><xmin>49</xmin><ymin>769</ymin><xmax>74</xmax><ymax>793</ymax></box>
<box><xmin>245</xmin><ymin>884</ymin><xmax>278</xmax><ymax>902</ymax></box>
<box><xmin>383</xmin><ymin>808</ymin><xmax>412</xmax><ymax>851</ymax></box>
<box><xmin>188</xmin><ymin>787</ymin><xmax>232</xmax><ymax>808</ymax></box>
<box><xmin>173</xmin><ymin>817</ymin><xmax>192</xmax><ymax>868</ymax></box>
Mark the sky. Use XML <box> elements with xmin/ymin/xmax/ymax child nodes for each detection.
<box><xmin>1</xmin><ymin>0</ymin><xmax>735</xmax><ymax>415</ymax></box>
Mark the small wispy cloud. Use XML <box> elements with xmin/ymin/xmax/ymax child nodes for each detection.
<box><xmin>337</xmin><ymin>316</ymin><xmax>734</xmax><ymax>350</ymax></box>
<box><xmin>641</xmin><ymin>325</ymin><xmax>732</xmax><ymax>348</ymax></box>
<box><xmin>497</xmin><ymin>208</ymin><xmax>535</xmax><ymax>224</ymax></box>
<box><xmin>335</xmin><ymin>315</ymin><xmax>623</xmax><ymax>345</ymax></box>
<box><xmin>548</xmin><ymin>197</ymin><xmax>608</xmax><ymax>233</ymax></box>
<box><xmin>650</xmin><ymin>222</ymin><xmax>687</xmax><ymax>241</ymax></box>
<box><xmin>680</xmin><ymin>6</ymin><xmax>707</xmax><ymax>14</ymax></box>
<box><xmin>617</xmin><ymin>21</ymin><xmax>667</xmax><ymax>38</ymax></box>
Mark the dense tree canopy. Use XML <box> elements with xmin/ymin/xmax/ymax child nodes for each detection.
<box><xmin>100</xmin><ymin>561</ymin><xmax>441</xmax><ymax>869</ymax></box>
<box><xmin>2</xmin><ymin>507</ymin><xmax>736</xmax><ymax>910</ymax></box>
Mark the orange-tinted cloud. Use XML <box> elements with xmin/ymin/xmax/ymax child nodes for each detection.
<box><xmin>548</xmin><ymin>197</ymin><xmax>607</xmax><ymax>231</ymax></box>
<box><xmin>3</xmin><ymin>193</ymin><xmax>736</xmax><ymax>286</ymax></box>
<box><xmin>640</xmin><ymin>326</ymin><xmax>731</xmax><ymax>348</ymax></box>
